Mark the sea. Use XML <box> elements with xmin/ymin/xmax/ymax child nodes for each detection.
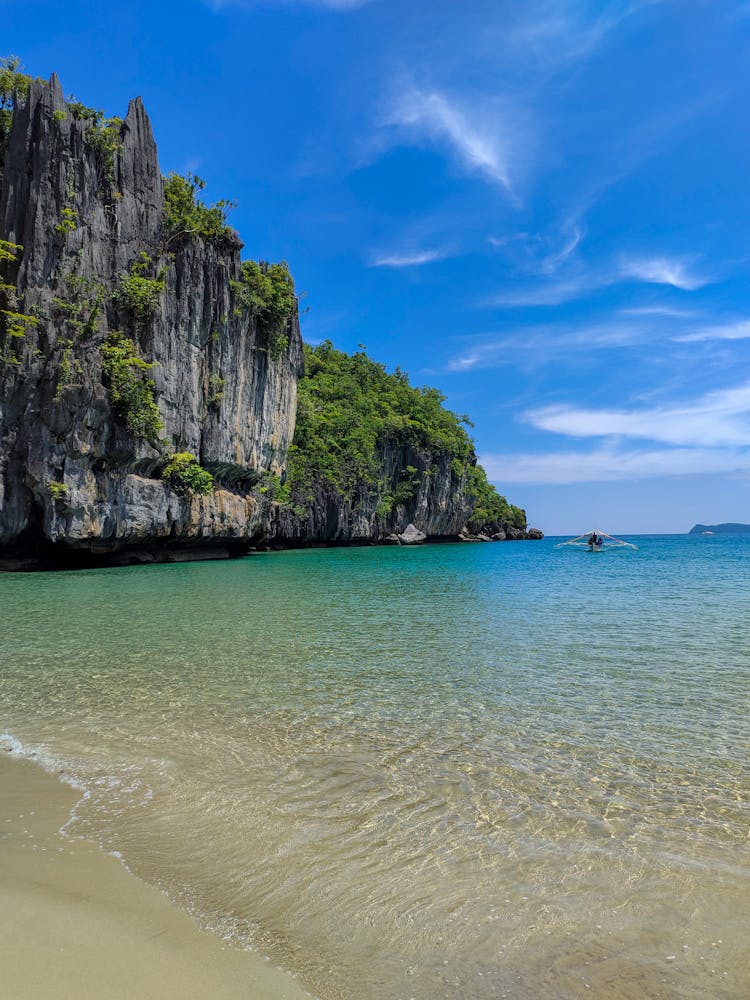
<box><xmin>1</xmin><ymin>535</ymin><xmax>748</xmax><ymax>999</ymax></box>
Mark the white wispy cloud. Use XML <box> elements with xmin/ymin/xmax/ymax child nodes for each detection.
<box><xmin>525</xmin><ymin>383</ymin><xmax>750</xmax><ymax>447</ymax></box>
<box><xmin>480</xmin><ymin>444</ymin><xmax>749</xmax><ymax>485</ymax></box>
<box><xmin>674</xmin><ymin>319</ymin><xmax>750</xmax><ymax>343</ymax></box>
<box><xmin>618</xmin><ymin>255</ymin><xmax>710</xmax><ymax>290</ymax></box>
<box><xmin>381</xmin><ymin>84</ymin><xmax>523</xmax><ymax>201</ymax></box>
<box><xmin>206</xmin><ymin>0</ymin><xmax>370</xmax><ymax>9</ymax></box>
<box><xmin>620</xmin><ymin>305</ymin><xmax>700</xmax><ymax>318</ymax></box>
<box><xmin>447</xmin><ymin>349</ymin><xmax>490</xmax><ymax>373</ymax></box>
<box><xmin>370</xmin><ymin>248</ymin><xmax>449</xmax><ymax>268</ymax></box>
<box><xmin>365</xmin><ymin>0</ymin><xmax>684</xmax><ymax>265</ymax></box>
<box><xmin>560</xmin><ymin>92</ymin><xmax>717</xmax><ymax>238</ymax></box>
<box><xmin>487</xmin><ymin>227</ymin><xmax>586</xmax><ymax>277</ymax></box>
<box><xmin>485</xmin><ymin>252</ymin><xmax>712</xmax><ymax>308</ymax></box>
<box><xmin>503</xmin><ymin>0</ymin><xmax>663</xmax><ymax>75</ymax></box>
<box><xmin>484</xmin><ymin>274</ymin><xmax>597</xmax><ymax>308</ymax></box>
<box><xmin>446</xmin><ymin>319</ymin><xmax>647</xmax><ymax>372</ymax></box>
<box><xmin>539</xmin><ymin>226</ymin><xmax>584</xmax><ymax>272</ymax></box>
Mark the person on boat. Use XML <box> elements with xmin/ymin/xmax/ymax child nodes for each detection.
<box><xmin>589</xmin><ymin>532</ymin><xmax>601</xmax><ymax>547</ymax></box>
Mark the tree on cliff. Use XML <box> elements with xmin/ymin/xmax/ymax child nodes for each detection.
<box><xmin>284</xmin><ymin>341</ymin><xmax>525</xmax><ymax>531</ymax></box>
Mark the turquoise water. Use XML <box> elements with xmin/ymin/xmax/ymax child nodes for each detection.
<box><xmin>1</xmin><ymin>536</ymin><xmax>748</xmax><ymax>998</ymax></box>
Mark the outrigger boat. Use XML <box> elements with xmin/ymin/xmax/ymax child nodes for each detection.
<box><xmin>555</xmin><ymin>530</ymin><xmax>638</xmax><ymax>552</ymax></box>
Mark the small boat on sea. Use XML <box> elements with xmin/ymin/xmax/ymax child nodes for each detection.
<box><xmin>555</xmin><ymin>530</ymin><xmax>638</xmax><ymax>552</ymax></box>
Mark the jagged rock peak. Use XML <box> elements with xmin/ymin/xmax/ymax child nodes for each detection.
<box><xmin>0</xmin><ymin>71</ymin><xmax>303</xmax><ymax>568</ymax></box>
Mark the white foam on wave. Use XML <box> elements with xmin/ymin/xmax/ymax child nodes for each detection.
<box><xmin>1</xmin><ymin>730</ymin><xmax>87</xmax><ymax>791</ymax></box>
<box><xmin>107</xmin><ymin>848</ymin><xmax>138</xmax><ymax>876</ymax></box>
<box><xmin>0</xmin><ymin>732</ymin><xmax>24</xmax><ymax>755</ymax></box>
<box><xmin>1</xmin><ymin>729</ymin><xmax>95</xmax><ymax>839</ymax></box>
<box><xmin>1</xmin><ymin>730</ymin><xmax>155</xmax><ymax>843</ymax></box>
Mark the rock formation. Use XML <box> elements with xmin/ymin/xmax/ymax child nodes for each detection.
<box><xmin>0</xmin><ymin>74</ymin><xmax>302</xmax><ymax>566</ymax></box>
<box><xmin>262</xmin><ymin>340</ymin><xmax>541</xmax><ymax>548</ymax></box>
<box><xmin>0</xmin><ymin>71</ymin><xmax>540</xmax><ymax>568</ymax></box>
<box><xmin>269</xmin><ymin>446</ymin><xmax>484</xmax><ymax>546</ymax></box>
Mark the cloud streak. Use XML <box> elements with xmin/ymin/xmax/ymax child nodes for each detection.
<box><xmin>503</xmin><ymin>0</ymin><xmax>665</xmax><ymax>74</ymax></box>
<box><xmin>539</xmin><ymin>226</ymin><xmax>584</xmax><ymax>272</ymax></box>
<box><xmin>478</xmin><ymin>379</ymin><xmax>750</xmax><ymax>485</ymax></box>
<box><xmin>480</xmin><ymin>444</ymin><xmax>749</xmax><ymax>485</ymax></box>
<box><xmin>485</xmin><ymin>275</ymin><xmax>599</xmax><ymax>308</ymax></box>
<box><xmin>371</xmin><ymin>247</ymin><xmax>449</xmax><ymax>268</ymax></box>
<box><xmin>485</xmin><ymin>253</ymin><xmax>713</xmax><ymax>308</ymax></box>
<box><xmin>382</xmin><ymin>85</ymin><xmax>523</xmax><ymax>200</ymax></box>
<box><xmin>206</xmin><ymin>0</ymin><xmax>371</xmax><ymax>9</ymax></box>
<box><xmin>621</xmin><ymin>305</ymin><xmax>700</xmax><ymax>318</ymax></box>
<box><xmin>675</xmin><ymin>319</ymin><xmax>750</xmax><ymax>343</ymax></box>
<box><xmin>525</xmin><ymin>383</ymin><xmax>750</xmax><ymax>447</ymax></box>
<box><xmin>618</xmin><ymin>255</ymin><xmax>710</xmax><ymax>290</ymax></box>
<box><xmin>446</xmin><ymin>319</ymin><xmax>648</xmax><ymax>372</ymax></box>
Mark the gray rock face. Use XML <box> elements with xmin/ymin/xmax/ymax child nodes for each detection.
<box><xmin>527</xmin><ymin>527</ymin><xmax>544</xmax><ymax>539</ymax></box>
<box><xmin>267</xmin><ymin>444</ymin><xmax>481</xmax><ymax>546</ymax></box>
<box><xmin>398</xmin><ymin>523</ymin><xmax>426</xmax><ymax>545</ymax></box>
<box><xmin>458</xmin><ymin>529</ymin><xmax>485</xmax><ymax>542</ymax></box>
<box><xmin>0</xmin><ymin>73</ymin><xmax>534</xmax><ymax>566</ymax></box>
<box><xmin>0</xmin><ymin>76</ymin><xmax>302</xmax><ymax>563</ymax></box>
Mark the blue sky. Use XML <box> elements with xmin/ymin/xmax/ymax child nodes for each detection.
<box><xmin>7</xmin><ymin>0</ymin><xmax>750</xmax><ymax>533</ymax></box>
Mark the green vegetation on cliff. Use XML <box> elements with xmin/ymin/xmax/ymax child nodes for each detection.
<box><xmin>466</xmin><ymin>465</ymin><xmax>525</xmax><ymax>531</ymax></box>
<box><xmin>85</xmin><ymin>113</ymin><xmax>123</xmax><ymax>186</ymax></box>
<box><xmin>163</xmin><ymin>172</ymin><xmax>238</xmax><ymax>247</ymax></box>
<box><xmin>116</xmin><ymin>253</ymin><xmax>166</xmax><ymax>323</ymax></box>
<box><xmin>161</xmin><ymin>452</ymin><xmax>214</xmax><ymax>496</ymax></box>
<box><xmin>230</xmin><ymin>260</ymin><xmax>295</xmax><ymax>360</ymax></box>
<box><xmin>100</xmin><ymin>332</ymin><xmax>163</xmax><ymax>441</ymax></box>
<box><xmin>286</xmin><ymin>341</ymin><xmax>524</xmax><ymax>528</ymax></box>
<box><xmin>0</xmin><ymin>61</ymin><xmax>530</xmax><ymax>558</ymax></box>
<box><xmin>289</xmin><ymin>342</ymin><xmax>468</xmax><ymax>500</ymax></box>
<box><xmin>0</xmin><ymin>56</ymin><xmax>35</xmax><ymax>145</ymax></box>
<box><xmin>0</xmin><ymin>238</ymin><xmax>31</xmax><ymax>364</ymax></box>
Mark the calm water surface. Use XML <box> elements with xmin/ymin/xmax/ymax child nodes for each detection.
<box><xmin>1</xmin><ymin>536</ymin><xmax>749</xmax><ymax>998</ymax></box>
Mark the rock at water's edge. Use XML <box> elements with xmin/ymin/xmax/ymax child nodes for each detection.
<box><xmin>398</xmin><ymin>523</ymin><xmax>427</xmax><ymax>545</ymax></box>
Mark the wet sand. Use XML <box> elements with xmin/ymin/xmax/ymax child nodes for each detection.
<box><xmin>0</xmin><ymin>751</ymin><xmax>312</xmax><ymax>1000</ymax></box>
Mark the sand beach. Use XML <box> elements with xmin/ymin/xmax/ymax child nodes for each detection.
<box><xmin>0</xmin><ymin>751</ymin><xmax>311</xmax><ymax>1000</ymax></box>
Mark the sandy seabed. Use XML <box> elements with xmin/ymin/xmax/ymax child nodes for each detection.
<box><xmin>0</xmin><ymin>751</ymin><xmax>312</xmax><ymax>1000</ymax></box>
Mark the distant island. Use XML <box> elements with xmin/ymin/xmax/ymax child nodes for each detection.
<box><xmin>688</xmin><ymin>523</ymin><xmax>750</xmax><ymax>535</ymax></box>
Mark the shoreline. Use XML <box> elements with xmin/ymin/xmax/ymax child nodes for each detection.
<box><xmin>0</xmin><ymin>748</ymin><xmax>313</xmax><ymax>1000</ymax></box>
<box><xmin>0</xmin><ymin>530</ymin><xmax>544</xmax><ymax>573</ymax></box>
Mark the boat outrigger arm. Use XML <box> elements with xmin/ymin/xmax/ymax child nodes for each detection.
<box><xmin>555</xmin><ymin>530</ymin><xmax>638</xmax><ymax>550</ymax></box>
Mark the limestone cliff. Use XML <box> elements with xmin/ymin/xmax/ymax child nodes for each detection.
<box><xmin>270</xmin><ymin>445</ymin><xmax>476</xmax><ymax>545</ymax></box>
<box><xmin>266</xmin><ymin>342</ymin><xmax>532</xmax><ymax>547</ymax></box>
<box><xmin>0</xmin><ymin>73</ymin><xmax>303</xmax><ymax>566</ymax></box>
<box><xmin>0</xmin><ymin>69</ymin><xmax>538</xmax><ymax>568</ymax></box>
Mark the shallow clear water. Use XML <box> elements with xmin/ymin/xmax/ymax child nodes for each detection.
<box><xmin>2</xmin><ymin>537</ymin><xmax>749</xmax><ymax>998</ymax></box>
